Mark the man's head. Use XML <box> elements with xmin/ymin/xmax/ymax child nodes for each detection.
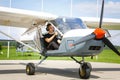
<box><xmin>46</xmin><ymin>23</ymin><xmax>54</xmax><ymax>32</ymax></box>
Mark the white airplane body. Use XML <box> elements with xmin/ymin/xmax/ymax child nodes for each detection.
<box><xmin>0</xmin><ymin>0</ymin><xmax>120</xmax><ymax>79</ymax></box>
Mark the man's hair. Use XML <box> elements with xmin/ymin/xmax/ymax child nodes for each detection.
<box><xmin>46</xmin><ymin>23</ymin><xmax>52</xmax><ymax>31</ymax></box>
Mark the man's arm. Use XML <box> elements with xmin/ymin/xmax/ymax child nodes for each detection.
<box><xmin>45</xmin><ymin>32</ymin><xmax>58</xmax><ymax>43</ymax></box>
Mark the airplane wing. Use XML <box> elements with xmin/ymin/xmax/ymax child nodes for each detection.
<box><xmin>0</xmin><ymin>6</ymin><xmax>58</xmax><ymax>28</ymax></box>
<box><xmin>81</xmin><ymin>17</ymin><xmax>120</xmax><ymax>30</ymax></box>
<box><xmin>108</xmin><ymin>30</ymin><xmax>120</xmax><ymax>46</ymax></box>
<box><xmin>0</xmin><ymin>6</ymin><xmax>58</xmax><ymax>52</ymax></box>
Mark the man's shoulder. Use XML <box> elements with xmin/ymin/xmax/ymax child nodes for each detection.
<box><xmin>43</xmin><ymin>33</ymin><xmax>50</xmax><ymax>38</ymax></box>
<box><xmin>43</xmin><ymin>33</ymin><xmax>49</xmax><ymax>36</ymax></box>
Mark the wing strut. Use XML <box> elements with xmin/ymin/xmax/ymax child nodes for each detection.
<box><xmin>0</xmin><ymin>30</ymin><xmax>39</xmax><ymax>53</ymax></box>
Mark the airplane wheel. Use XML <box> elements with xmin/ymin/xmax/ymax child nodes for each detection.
<box><xmin>26</xmin><ymin>63</ymin><xmax>35</xmax><ymax>75</ymax></box>
<box><xmin>78</xmin><ymin>62</ymin><xmax>92</xmax><ymax>79</ymax></box>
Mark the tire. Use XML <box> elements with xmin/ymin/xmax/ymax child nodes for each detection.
<box><xmin>26</xmin><ymin>63</ymin><xmax>35</xmax><ymax>75</ymax></box>
<box><xmin>78</xmin><ymin>62</ymin><xmax>91</xmax><ymax>79</ymax></box>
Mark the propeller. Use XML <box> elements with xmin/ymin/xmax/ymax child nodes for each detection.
<box><xmin>96</xmin><ymin>0</ymin><xmax>120</xmax><ymax>56</ymax></box>
<box><xmin>73</xmin><ymin>0</ymin><xmax>120</xmax><ymax>56</ymax></box>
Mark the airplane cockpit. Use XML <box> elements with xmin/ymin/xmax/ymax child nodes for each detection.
<box><xmin>37</xmin><ymin>18</ymin><xmax>88</xmax><ymax>54</ymax></box>
<box><xmin>40</xmin><ymin>17</ymin><xmax>87</xmax><ymax>35</ymax></box>
<box><xmin>50</xmin><ymin>18</ymin><xmax>87</xmax><ymax>33</ymax></box>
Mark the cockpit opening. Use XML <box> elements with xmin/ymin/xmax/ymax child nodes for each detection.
<box><xmin>50</xmin><ymin>18</ymin><xmax>87</xmax><ymax>33</ymax></box>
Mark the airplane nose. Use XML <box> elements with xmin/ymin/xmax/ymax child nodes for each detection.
<box><xmin>93</xmin><ymin>28</ymin><xmax>106</xmax><ymax>39</ymax></box>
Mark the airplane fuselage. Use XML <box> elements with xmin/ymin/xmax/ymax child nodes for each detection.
<box><xmin>39</xmin><ymin>18</ymin><xmax>105</xmax><ymax>57</ymax></box>
<box><xmin>45</xmin><ymin>29</ymin><xmax>105</xmax><ymax>57</ymax></box>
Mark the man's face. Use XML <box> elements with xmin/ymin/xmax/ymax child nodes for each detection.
<box><xmin>48</xmin><ymin>25</ymin><xmax>54</xmax><ymax>32</ymax></box>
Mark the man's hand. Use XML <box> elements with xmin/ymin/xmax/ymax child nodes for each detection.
<box><xmin>54</xmin><ymin>32</ymin><xmax>58</xmax><ymax>36</ymax></box>
<box><xmin>57</xmin><ymin>39</ymin><xmax>61</xmax><ymax>44</ymax></box>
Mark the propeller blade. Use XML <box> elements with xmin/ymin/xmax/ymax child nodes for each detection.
<box><xmin>99</xmin><ymin>0</ymin><xmax>104</xmax><ymax>28</ymax></box>
<box><xmin>73</xmin><ymin>33</ymin><xmax>95</xmax><ymax>46</ymax></box>
<box><xmin>102</xmin><ymin>37</ymin><xmax>120</xmax><ymax>56</ymax></box>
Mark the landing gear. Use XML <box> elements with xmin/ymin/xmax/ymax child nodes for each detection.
<box><xmin>26</xmin><ymin>56</ymin><xmax>48</xmax><ymax>75</ymax></box>
<box><xmin>26</xmin><ymin>63</ymin><xmax>35</xmax><ymax>75</ymax></box>
<box><xmin>79</xmin><ymin>62</ymin><xmax>92</xmax><ymax>79</ymax></box>
<box><xmin>71</xmin><ymin>57</ymin><xmax>92</xmax><ymax>79</ymax></box>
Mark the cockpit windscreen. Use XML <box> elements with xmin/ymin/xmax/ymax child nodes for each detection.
<box><xmin>50</xmin><ymin>18</ymin><xmax>87</xmax><ymax>33</ymax></box>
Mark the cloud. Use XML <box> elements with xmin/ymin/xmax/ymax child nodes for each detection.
<box><xmin>72</xmin><ymin>2</ymin><xmax>98</xmax><ymax>17</ymax></box>
<box><xmin>105</xmin><ymin>1</ymin><xmax>120</xmax><ymax>14</ymax></box>
<box><xmin>72</xmin><ymin>1</ymin><xmax>120</xmax><ymax>18</ymax></box>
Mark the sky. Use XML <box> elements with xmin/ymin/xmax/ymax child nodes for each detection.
<box><xmin>0</xmin><ymin>0</ymin><xmax>120</xmax><ymax>19</ymax></box>
<box><xmin>0</xmin><ymin>0</ymin><xmax>120</xmax><ymax>46</ymax></box>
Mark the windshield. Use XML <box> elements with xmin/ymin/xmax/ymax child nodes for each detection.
<box><xmin>50</xmin><ymin>18</ymin><xmax>87</xmax><ymax>33</ymax></box>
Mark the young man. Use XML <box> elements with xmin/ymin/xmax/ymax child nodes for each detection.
<box><xmin>44</xmin><ymin>23</ymin><xmax>60</xmax><ymax>50</ymax></box>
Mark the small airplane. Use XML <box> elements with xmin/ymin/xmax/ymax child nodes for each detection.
<box><xmin>0</xmin><ymin>0</ymin><xmax>120</xmax><ymax>79</ymax></box>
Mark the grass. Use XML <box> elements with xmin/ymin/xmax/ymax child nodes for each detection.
<box><xmin>47</xmin><ymin>50</ymin><xmax>120</xmax><ymax>64</ymax></box>
<box><xmin>86</xmin><ymin>49</ymin><xmax>120</xmax><ymax>63</ymax></box>
<box><xmin>0</xmin><ymin>47</ymin><xmax>40</xmax><ymax>60</ymax></box>
<box><xmin>0</xmin><ymin>46</ymin><xmax>120</xmax><ymax>64</ymax></box>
